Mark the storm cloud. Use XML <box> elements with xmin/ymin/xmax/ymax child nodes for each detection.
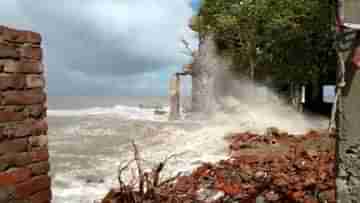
<box><xmin>0</xmin><ymin>0</ymin><xmax>197</xmax><ymax>95</ymax></box>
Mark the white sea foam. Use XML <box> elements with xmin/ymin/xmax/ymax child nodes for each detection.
<box><xmin>52</xmin><ymin>173</ymin><xmax>109</xmax><ymax>203</ymax></box>
<box><xmin>48</xmin><ymin>105</ymin><xmax>170</xmax><ymax>121</ymax></box>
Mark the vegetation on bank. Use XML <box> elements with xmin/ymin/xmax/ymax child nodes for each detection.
<box><xmin>191</xmin><ymin>0</ymin><xmax>337</xmax><ymax>87</ymax></box>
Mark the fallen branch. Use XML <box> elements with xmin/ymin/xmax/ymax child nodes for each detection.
<box><xmin>118</xmin><ymin>160</ymin><xmax>134</xmax><ymax>189</ymax></box>
<box><xmin>153</xmin><ymin>153</ymin><xmax>185</xmax><ymax>187</ymax></box>
<box><xmin>102</xmin><ymin>140</ymin><xmax>188</xmax><ymax>203</ymax></box>
<box><xmin>131</xmin><ymin>141</ymin><xmax>144</xmax><ymax>197</ymax></box>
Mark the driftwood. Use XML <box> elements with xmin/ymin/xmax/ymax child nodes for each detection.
<box><xmin>101</xmin><ymin>141</ymin><xmax>186</xmax><ymax>203</ymax></box>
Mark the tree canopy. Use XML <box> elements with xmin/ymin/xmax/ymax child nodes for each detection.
<box><xmin>193</xmin><ymin>0</ymin><xmax>337</xmax><ymax>86</ymax></box>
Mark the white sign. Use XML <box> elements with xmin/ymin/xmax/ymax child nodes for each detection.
<box><xmin>323</xmin><ymin>85</ymin><xmax>336</xmax><ymax>103</ymax></box>
<box><xmin>341</xmin><ymin>0</ymin><xmax>360</xmax><ymax>29</ymax></box>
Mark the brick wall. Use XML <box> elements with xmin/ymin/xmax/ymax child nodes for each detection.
<box><xmin>0</xmin><ymin>26</ymin><xmax>50</xmax><ymax>203</ymax></box>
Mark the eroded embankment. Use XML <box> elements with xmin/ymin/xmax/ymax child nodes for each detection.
<box><xmin>101</xmin><ymin>129</ymin><xmax>335</xmax><ymax>203</ymax></box>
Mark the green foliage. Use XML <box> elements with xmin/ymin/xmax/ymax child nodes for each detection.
<box><xmin>197</xmin><ymin>0</ymin><xmax>337</xmax><ymax>85</ymax></box>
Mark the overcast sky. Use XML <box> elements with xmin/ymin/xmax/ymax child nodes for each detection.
<box><xmin>0</xmin><ymin>0</ymin><xmax>201</xmax><ymax>96</ymax></box>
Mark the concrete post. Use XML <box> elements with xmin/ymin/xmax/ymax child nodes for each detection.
<box><xmin>169</xmin><ymin>74</ymin><xmax>180</xmax><ymax>120</ymax></box>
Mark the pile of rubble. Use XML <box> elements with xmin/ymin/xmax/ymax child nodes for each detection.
<box><xmin>102</xmin><ymin>130</ymin><xmax>336</xmax><ymax>203</ymax></box>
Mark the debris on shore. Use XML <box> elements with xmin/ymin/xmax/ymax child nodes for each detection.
<box><xmin>101</xmin><ymin>129</ymin><xmax>336</xmax><ymax>203</ymax></box>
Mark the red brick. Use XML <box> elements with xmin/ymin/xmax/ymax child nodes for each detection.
<box><xmin>0</xmin><ymin>138</ymin><xmax>28</xmax><ymax>155</ymax></box>
<box><xmin>30</xmin><ymin>189</ymin><xmax>51</xmax><ymax>203</ymax></box>
<box><xmin>2</xmin><ymin>120</ymin><xmax>47</xmax><ymax>139</ymax></box>
<box><xmin>0</xmin><ymin>75</ymin><xmax>25</xmax><ymax>90</ymax></box>
<box><xmin>0</xmin><ymin>27</ymin><xmax>19</xmax><ymax>42</ymax></box>
<box><xmin>19</xmin><ymin>46</ymin><xmax>42</xmax><ymax>61</ymax></box>
<box><xmin>3</xmin><ymin>60</ymin><xmax>44</xmax><ymax>74</ymax></box>
<box><xmin>0</xmin><ymin>60</ymin><xmax>11</xmax><ymax>72</ymax></box>
<box><xmin>15</xmin><ymin>31</ymin><xmax>42</xmax><ymax>44</ymax></box>
<box><xmin>0</xmin><ymin>111</ymin><xmax>25</xmax><ymax>123</ymax></box>
<box><xmin>13</xmin><ymin>153</ymin><xmax>32</xmax><ymax>167</ymax></box>
<box><xmin>0</xmin><ymin>168</ymin><xmax>31</xmax><ymax>187</ymax></box>
<box><xmin>26</xmin><ymin>75</ymin><xmax>45</xmax><ymax>88</ymax></box>
<box><xmin>0</xmin><ymin>43</ymin><xmax>19</xmax><ymax>59</ymax></box>
<box><xmin>15</xmin><ymin>175</ymin><xmax>51</xmax><ymax>199</ymax></box>
<box><xmin>0</xmin><ymin>25</ymin><xmax>6</xmax><ymax>34</ymax></box>
<box><xmin>27</xmin><ymin>162</ymin><xmax>50</xmax><ymax>176</ymax></box>
<box><xmin>3</xmin><ymin>123</ymin><xmax>32</xmax><ymax>139</ymax></box>
<box><xmin>25</xmin><ymin>31</ymin><xmax>42</xmax><ymax>44</ymax></box>
<box><xmin>230</xmin><ymin>153</ymin><xmax>263</xmax><ymax>163</ymax></box>
<box><xmin>0</xmin><ymin>26</ymin><xmax>41</xmax><ymax>44</ymax></box>
<box><xmin>0</xmin><ymin>153</ymin><xmax>32</xmax><ymax>171</ymax></box>
<box><xmin>31</xmin><ymin>149</ymin><xmax>49</xmax><ymax>162</ymax></box>
<box><xmin>32</xmin><ymin>120</ymin><xmax>48</xmax><ymax>134</ymax></box>
<box><xmin>2</xmin><ymin>90</ymin><xmax>46</xmax><ymax>105</ymax></box>
<box><xmin>5</xmin><ymin>168</ymin><xmax>32</xmax><ymax>183</ymax></box>
<box><xmin>0</xmin><ymin>154</ymin><xmax>12</xmax><ymax>171</ymax></box>
<box><xmin>0</xmin><ymin>152</ymin><xmax>32</xmax><ymax>167</ymax></box>
<box><xmin>26</xmin><ymin>104</ymin><xmax>46</xmax><ymax>118</ymax></box>
<box><xmin>29</xmin><ymin>135</ymin><xmax>48</xmax><ymax>148</ymax></box>
<box><xmin>288</xmin><ymin>191</ymin><xmax>305</xmax><ymax>200</ymax></box>
<box><xmin>0</xmin><ymin>185</ymin><xmax>16</xmax><ymax>202</ymax></box>
<box><xmin>0</xmin><ymin>128</ymin><xmax>4</xmax><ymax>141</ymax></box>
<box><xmin>0</xmin><ymin>127</ymin><xmax>3</xmax><ymax>139</ymax></box>
<box><xmin>0</xmin><ymin>60</ymin><xmax>5</xmax><ymax>71</ymax></box>
<box><xmin>0</xmin><ymin>172</ymin><xmax>17</xmax><ymax>186</ymax></box>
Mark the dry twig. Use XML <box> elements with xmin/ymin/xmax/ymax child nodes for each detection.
<box><xmin>104</xmin><ymin>141</ymin><xmax>188</xmax><ymax>203</ymax></box>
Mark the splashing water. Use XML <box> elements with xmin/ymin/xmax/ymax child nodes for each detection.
<box><xmin>49</xmin><ymin>37</ymin><xmax>327</xmax><ymax>202</ymax></box>
<box><xmin>191</xmin><ymin>35</ymin><xmax>328</xmax><ymax>133</ymax></box>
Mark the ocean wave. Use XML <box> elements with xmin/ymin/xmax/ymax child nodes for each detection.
<box><xmin>48</xmin><ymin>105</ymin><xmax>170</xmax><ymax>121</ymax></box>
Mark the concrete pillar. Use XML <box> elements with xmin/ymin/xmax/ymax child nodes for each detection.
<box><xmin>169</xmin><ymin>74</ymin><xmax>180</xmax><ymax>120</ymax></box>
<box><xmin>0</xmin><ymin>26</ymin><xmax>51</xmax><ymax>203</ymax></box>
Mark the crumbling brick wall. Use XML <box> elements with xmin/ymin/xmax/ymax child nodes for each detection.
<box><xmin>0</xmin><ymin>26</ymin><xmax>50</xmax><ymax>203</ymax></box>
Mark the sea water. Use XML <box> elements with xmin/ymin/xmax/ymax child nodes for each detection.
<box><xmin>47</xmin><ymin>96</ymin><xmax>327</xmax><ymax>203</ymax></box>
<box><xmin>48</xmin><ymin>96</ymin><xmax>227</xmax><ymax>203</ymax></box>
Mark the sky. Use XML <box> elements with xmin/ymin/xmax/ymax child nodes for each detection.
<box><xmin>0</xmin><ymin>0</ymin><xmax>201</xmax><ymax>96</ymax></box>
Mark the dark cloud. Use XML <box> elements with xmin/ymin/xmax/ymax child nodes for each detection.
<box><xmin>0</xmin><ymin>0</ymin><xmax>197</xmax><ymax>95</ymax></box>
<box><xmin>17</xmin><ymin>0</ymin><xmax>195</xmax><ymax>76</ymax></box>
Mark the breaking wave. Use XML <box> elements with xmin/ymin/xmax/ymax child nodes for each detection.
<box><xmin>48</xmin><ymin>105</ymin><xmax>170</xmax><ymax>121</ymax></box>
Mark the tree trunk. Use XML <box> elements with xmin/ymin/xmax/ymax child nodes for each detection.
<box><xmin>191</xmin><ymin>35</ymin><xmax>220</xmax><ymax>114</ymax></box>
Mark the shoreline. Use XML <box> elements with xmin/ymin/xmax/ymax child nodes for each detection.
<box><xmin>101</xmin><ymin>129</ymin><xmax>335</xmax><ymax>203</ymax></box>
